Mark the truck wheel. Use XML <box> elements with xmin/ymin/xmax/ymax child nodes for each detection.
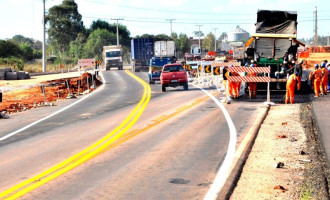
<box><xmin>162</xmin><ymin>84</ymin><xmax>166</xmax><ymax>92</ymax></box>
<box><xmin>183</xmin><ymin>82</ymin><xmax>188</xmax><ymax>90</ymax></box>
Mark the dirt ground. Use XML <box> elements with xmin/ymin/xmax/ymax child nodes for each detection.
<box><xmin>0</xmin><ymin>72</ymin><xmax>101</xmax><ymax>114</ymax></box>
<box><xmin>230</xmin><ymin>103</ymin><xmax>329</xmax><ymax>200</ymax></box>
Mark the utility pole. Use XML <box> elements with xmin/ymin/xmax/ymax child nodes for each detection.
<box><xmin>42</xmin><ymin>0</ymin><xmax>46</xmax><ymax>72</ymax></box>
<box><xmin>111</xmin><ymin>18</ymin><xmax>124</xmax><ymax>45</ymax></box>
<box><xmin>196</xmin><ymin>25</ymin><xmax>203</xmax><ymax>54</ymax></box>
<box><xmin>213</xmin><ymin>28</ymin><xmax>218</xmax><ymax>51</ymax></box>
<box><xmin>314</xmin><ymin>6</ymin><xmax>318</xmax><ymax>48</ymax></box>
<box><xmin>166</xmin><ymin>19</ymin><xmax>176</xmax><ymax>37</ymax></box>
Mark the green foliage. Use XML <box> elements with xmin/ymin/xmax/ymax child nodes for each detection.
<box><xmin>0</xmin><ymin>57</ymin><xmax>24</xmax><ymax>70</ymax></box>
<box><xmin>134</xmin><ymin>34</ymin><xmax>172</xmax><ymax>41</ymax></box>
<box><xmin>89</xmin><ymin>20</ymin><xmax>131</xmax><ymax>47</ymax></box>
<box><xmin>46</xmin><ymin>0</ymin><xmax>85</xmax><ymax>54</ymax></box>
<box><xmin>19</xmin><ymin>42</ymin><xmax>34</xmax><ymax>61</ymax></box>
<box><xmin>193</xmin><ymin>31</ymin><xmax>204</xmax><ymax>37</ymax></box>
<box><xmin>83</xmin><ymin>29</ymin><xmax>116</xmax><ymax>59</ymax></box>
<box><xmin>69</xmin><ymin>33</ymin><xmax>87</xmax><ymax>59</ymax></box>
<box><xmin>172</xmin><ymin>32</ymin><xmax>190</xmax><ymax>58</ymax></box>
<box><xmin>0</xmin><ymin>40</ymin><xmax>22</xmax><ymax>58</ymax></box>
<box><xmin>203</xmin><ymin>32</ymin><xmax>215</xmax><ymax>52</ymax></box>
<box><xmin>219</xmin><ymin>32</ymin><xmax>228</xmax><ymax>41</ymax></box>
<box><xmin>299</xmin><ymin>35</ymin><xmax>330</xmax><ymax>46</ymax></box>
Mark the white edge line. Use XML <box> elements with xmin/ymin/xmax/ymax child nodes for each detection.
<box><xmin>192</xmin><ymin>84</ymin><xmax>237</xmax><ymax>200</ymax></box>
<box><xmin>0</xmin><ymin>72</ymin><xmax>106</xmax><ymax>142</ymax></box>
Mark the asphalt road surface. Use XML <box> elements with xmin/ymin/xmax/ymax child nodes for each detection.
<box><xmin>0</xmin><ymin>69</ymin><xmax>261</xmax><ymax>199</ymax></box>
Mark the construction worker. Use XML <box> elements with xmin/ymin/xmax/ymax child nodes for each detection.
<box><xmin>223</xmin><ymin>66</ymin><xmax>230</xmax><ymax>103</ymax></box>
<box><xmin>248</xmin><ymin>64</ymin><xmax>257</xmax><ymax>98</ymax></box>
<box><xmin>229</xmin><ymin>65</ymin><xmax>241</xmax><ymax>98</ymax></box>
<box><xmin>310</xmin><ymin>64</ymin><xmax>323</xmax><ymax>97</ymax></box>
<box><xmin>327</xmin><ymin>63</ymin><xmax>330</xmax><ymax>92</ymax></box>
<box><xmin>320</xmin><ymin>62</ymin><xmax>329</xmax><ymax>95</ymax></box>
<box><xmin>227</xmin><ymin>65</ymin><xmax>234</xmax><ymax>98</ymax></box>
<box><xmin>287</xmin><ymin>59</ymin><xmax>303</xmax><ymax>90</ymax></box>
<box><xmin>285</xmin><ymin>71</ymin><xmax>299</xmax><ymax>104</ymax></box>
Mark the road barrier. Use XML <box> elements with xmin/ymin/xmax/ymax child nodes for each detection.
<box><xmin>227</xmin><ymin>66</ymin><xmax>272</xmax><ymax>103</ymax></box>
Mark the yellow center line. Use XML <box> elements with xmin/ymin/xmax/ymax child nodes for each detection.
<box><xmin>99</xmin><ymin>91</ymin><xmax>220</xmax><ymax>154</ymax></box>
<box><xmin>0</xmin><ymin>70</ymin><xmax>151</xmax><ymax>200</ymax></box>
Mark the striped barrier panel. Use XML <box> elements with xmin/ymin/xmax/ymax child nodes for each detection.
<box><xmin>227</xmin><ymin>76</ymin><xmax>270</xmax><ymax>82</ymax></box>
<box><xmin>211</xmin><ymin>61</ymin><xmax>241</xmax><ymax>67</ymax></box>
<box><xmin>227</xmin><ymin>67</ymin><xmax>270</xmax><ymax>73</ymax></box>
<box><xmin>227</xmin><ymin>66</ymin><xmax>270</xmax><ymax>83</ymax></box>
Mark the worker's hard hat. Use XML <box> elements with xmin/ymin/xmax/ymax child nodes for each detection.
<box><xmin>230</xmin><ymin>65</ymin><xmax>234</xmax><ymax>67</ymax></box>
<box><xmin>251</xmin><ymin>64</ymin><xmax>254</xmax><ymax>67</ymax></box>
<box><xmin>299</xmin><ymin>60</ymin><xmax>303</xmax><ymax>64</ymax></box>
<box><xmin>321</xmin><ymin>62</ymin><xmax>326</xmax><ymax>67</ymax></box>
<box><xmin>315</xmin><ymin>64</ymin><xmax>319</xmax><ymax>69</ymax></box>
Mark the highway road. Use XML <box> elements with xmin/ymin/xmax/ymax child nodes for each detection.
<box><xmin>0</xmin><ymin>69</ymin><xmax>261</xmax><ymax>199</ymax></box>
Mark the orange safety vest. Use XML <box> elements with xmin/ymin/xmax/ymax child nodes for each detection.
<box><xmin>313</xmin><ymin>69</ymin><xmax>323</xmax><ymax>80</ymax></box>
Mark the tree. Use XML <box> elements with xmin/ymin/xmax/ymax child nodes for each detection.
<box><xmin>19</xmin><ymin>42</ymin><xmax>34</xmax><ymax>61</ymax></box>
<box><xmin>46</xmin><ymin>0</ymin><xmax>85</xmax><ymax>56</ymax></box>
<box><xmin>203</xmin><ymin>32</ymin><xmax>215</xmax><ymax>52</ymax></box>
<box><xmin>193</xmin><ymin>31</ymin><xmax>204</xmax><ymax>37</ymax></box>
<box><xmin>219</xmin><ymin>32</ymin><xmax>228</xmax><ymax>42</ymax></box>
<box><xmin>90</xmin><ymin>20</ymin><xmax>131</xmax><ymax>47</ymax></box>
<box><xmin>83</xmin><ymin>29</ymin><xmax>116</xmax><ymax>60</ymax></box>
<box><xmin>69</xmin><ymin>33</ymin><xmax>86</xmax><ymax>59</ymax></box>
<box><xmin>134</xmin><ymin>34</ymin><xmax>172</xmax><ymax>41</ymax></box>
<box><xmin>0</xmin><ymin>40</ymin><xmax>22</xmax><ymax>58</ymax></box>
<box><xmin>172</xmin><ymin>32</ymin><xmax>190</xmax><ymax>58</ymax></box>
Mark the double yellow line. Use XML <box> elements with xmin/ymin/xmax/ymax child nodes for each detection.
<box><xmin>0</xmin><ymin>70</ymin><xmax>151</xmax><ymax>200</ymax></box>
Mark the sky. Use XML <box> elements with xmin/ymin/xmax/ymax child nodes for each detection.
<box><xmin>0</xmin><ymin>0</ymin><xmax>329</xmax><ymax>42</ymax></box>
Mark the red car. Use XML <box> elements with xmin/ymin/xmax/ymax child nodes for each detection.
<box><xmin>160</xmin><ymin>64</ymin><xmax>188</xmax><ymax>92</ymax></box>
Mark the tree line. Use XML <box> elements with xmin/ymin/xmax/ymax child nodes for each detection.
<box><xmin>1</xmin><ymin>0</ymin><xmax>328</xmax><ymax>71</ymax></box>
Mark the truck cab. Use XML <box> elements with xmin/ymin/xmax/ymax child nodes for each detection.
<box><xmin>103</xmin><ymin>45</ymin><xmax>123</xmax><ymax>70</ymax></box>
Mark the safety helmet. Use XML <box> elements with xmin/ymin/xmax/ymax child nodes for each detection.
<box><xmin>299</xmin><ymin>60</ymin><xmax>303</xmax><ymax>64</ymax></box>
<box><xmin>230</xmin><ymin>65</ymin><xmax>234</xmax><ymax>67</ymax></box>
<box><xmin>321</xmin><ymin>62</ymin><xmax>326</xmax><ymax>68</ymax></box>
<box><xmin>251</xmin><ymin>64</ymin><xmax>254</xmax><ymax>67</ymax></box>
<box><xmin>315</xmin><ymin>64</ymin><xmax>319</xmax><ymax>69</ymax></box>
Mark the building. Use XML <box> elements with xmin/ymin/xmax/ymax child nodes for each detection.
<box><xmin>189</xmin><ymin>36</ymin><xmax>205</xmax><ymax>55</ymax></box>
<box><xmin>228</xmin><ymin>26</ymin><xmax>250</xmax><ymax>42</ymax></box>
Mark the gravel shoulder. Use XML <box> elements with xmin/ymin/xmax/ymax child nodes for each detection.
<box><xmin>230</xmin><ymin>103</ymin><xmax>329</xmax><ymax>200</ymax></box>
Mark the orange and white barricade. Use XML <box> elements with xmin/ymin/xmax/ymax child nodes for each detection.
<box><xmin>226</xmin><ymin>66</ymin><xmax>272</xmax><ymax>104</ymax></box>
<box><xmin>211</xmin><ymin>61</ymin><xmax>241</xmax><ymax>90</ymax></box>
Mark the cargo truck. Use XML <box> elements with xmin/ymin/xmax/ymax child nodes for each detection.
<box><xmin>131</xmin><ymin>38</ymin><xmax>154</xmax><ymax>72</ymax></box>
<box><xmin>148</xmin><ymin>41</ymin><xmax>176</xmax><ymax>84</ymax></box>
<box><xmin>244</xmin><ymin>9</ymin><xmax>307</xmax><ymax>90</ymax></box>
<box><xmin>103</xmin><ymin>45</ymin><xmax>123</xmax><ymax>70</ymax></box>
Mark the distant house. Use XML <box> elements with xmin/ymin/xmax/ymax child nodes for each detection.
<box><xmin>189</xmin><ymin>36</ymin><xmax>205</xmax><ymax>55</ymax></box>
